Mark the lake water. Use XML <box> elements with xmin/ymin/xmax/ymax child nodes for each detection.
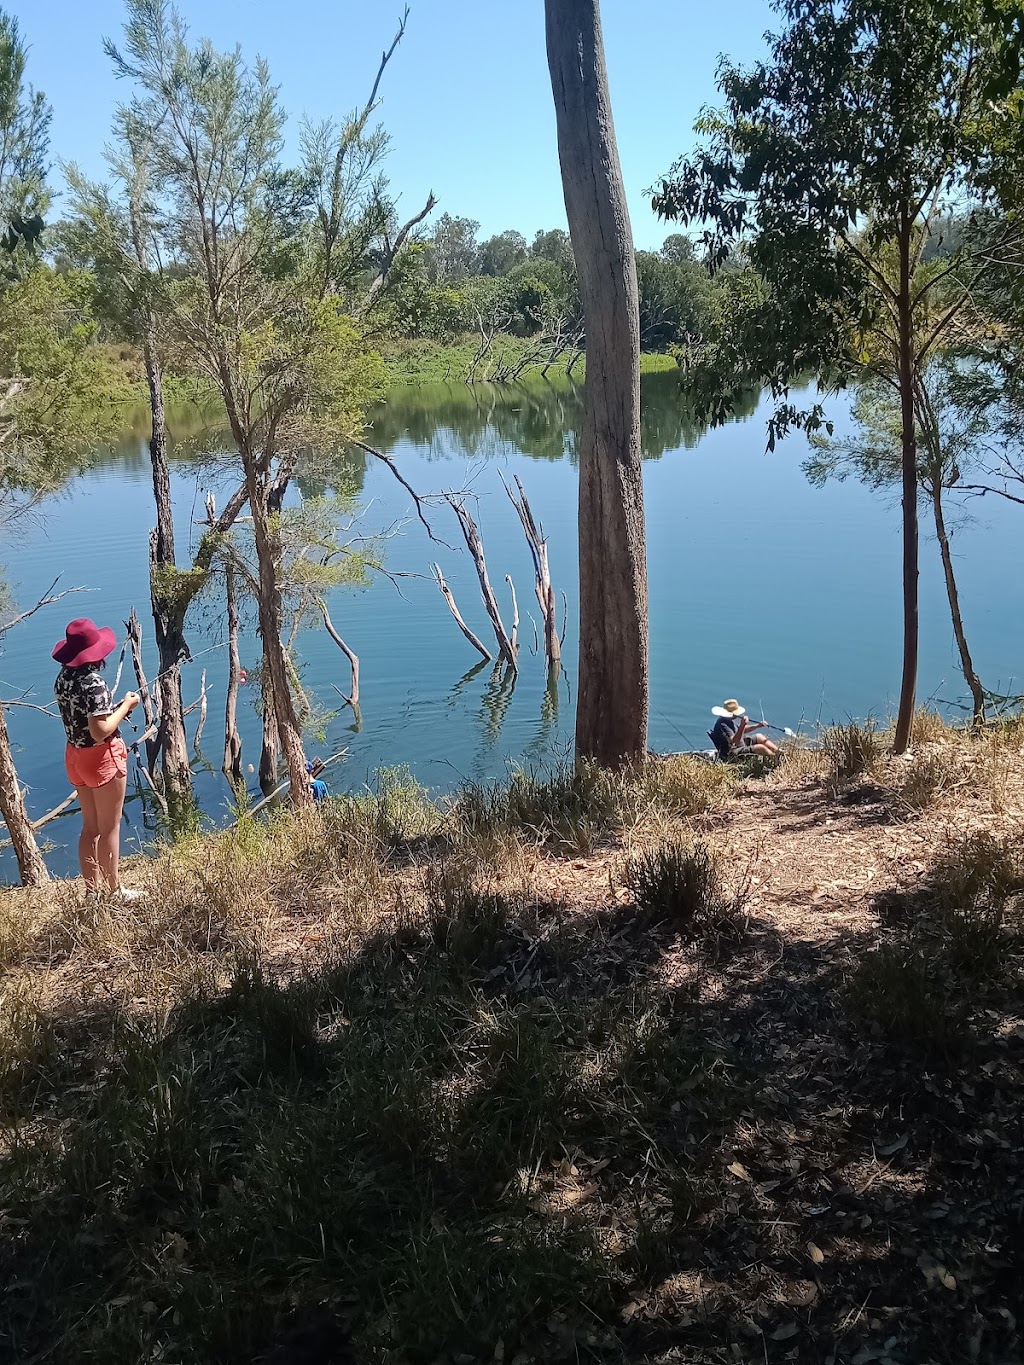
<box><xmin>3</xmin><ymin>371</ymin><xmax>1022</xmax><ymax>881</ymax></box>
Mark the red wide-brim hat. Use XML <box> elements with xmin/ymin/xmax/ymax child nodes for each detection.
<box><xmin>52</xmin><ymin>618</ymin><xmax>118</xmax><ymax>668</ymax></box>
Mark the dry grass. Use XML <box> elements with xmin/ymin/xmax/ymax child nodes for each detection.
<box><xmin>1</xmin><ymin>731</ymin><xmax>1023</xmax><ymax>1364</ymax></box>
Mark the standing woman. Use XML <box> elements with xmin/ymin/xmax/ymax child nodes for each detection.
<box><xmin>52</xmin><ymin>619</ymin><xmax>145</xmax><ymax>901</ymax></box>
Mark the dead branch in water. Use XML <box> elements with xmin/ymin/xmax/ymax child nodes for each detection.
<box><xmin>500</xmin><ymin>472</ymin><xmax>561</xmax><ymax>666</ymax></box>
<box><xmin>126</xmin><ymin>609</ymin><xmax>161</xmax><ymax>774</ymax></box>
<box><xmin>192</xmin><ymin>671</ymin><xmax>208</xmax><ymax>755</ymax></box>
<box><xmin>432</xmin><ymin>563</ymin><xmax>492</xmax><ymax>662</ymax></box>
<box><xmin>317</xmin><ymin>597</ymin><xmax>361</xmax><ymax>711</ymax></box>
<box><xmin>444</xmin><ymin>496</ymin><xmax>518</xmax><ymax>671</ymax></box>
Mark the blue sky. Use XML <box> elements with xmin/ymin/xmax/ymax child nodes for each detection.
<box><xmin>18</xmin><ymin>0</ymin><xmax>775</xmax><ymax>251</ymax></box>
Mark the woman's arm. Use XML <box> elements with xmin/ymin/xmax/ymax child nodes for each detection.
<box><xmin>88</xmin><ymin>691</ymin><xmax>140</xmax><ymax>743</ymax></box>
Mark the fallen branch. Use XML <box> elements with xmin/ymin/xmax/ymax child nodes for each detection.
<box><xmin>433</xmin><ymin>563</ymin><xmax>492</xmax><ymax>662</ymax></box>
<box><xmin>237</xmin><ymin>746</ymin><xmax>350</xmax><ymax>822</ymax></box>
<box><xmin>505</xmin><ymin>575</ymin><xmax>519</xmax><ymax>658</ymax></box>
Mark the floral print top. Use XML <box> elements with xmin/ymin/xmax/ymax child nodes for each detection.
<box><xmin>54</xmin><ymin>666</ymin><xmax>116</xmax><ymax>748</ymax></box>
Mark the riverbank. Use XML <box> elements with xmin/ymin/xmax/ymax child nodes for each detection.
<box><xmin>380</xmin><ymin>335</ymin><xmax>679</xmax><ymax>387</ymax></box>
<box><xmin>2</xmin><ymin>716</ymin><xmax>1023</xmax><ymax>1363</ymax></box>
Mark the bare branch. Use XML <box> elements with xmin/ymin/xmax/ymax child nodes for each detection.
<box><xmin>432</xmin><ymin>562</ymin><xmax>492</xmax><ymax>662</ymax></box>
<box><xmin>363</xmin><ymin>190</ymin><xmax>438</xmax><ymax>310</ymax></box>
<box><xmin>352</xmin><ymin>439</ymin><xmax>453</xmax><ymax>546</ymax></box>
<box><xmin>0</xmin><ymin>579</ymin><xmax>89</xmax><ymax>636</ymax></box>
<box><xmin>316</xmin><ymin>597</ymin><xmax>360</xmax><ymax>709</ymax></box>
<box><xmin>363</xmin><ymin>6</ymin><xmax>410</xmax><ymax>118</ymax></box>
<box><xmin>445</xmin><ymin>496</ymin><xmax>518</xmax><ymax>671</ymax></box>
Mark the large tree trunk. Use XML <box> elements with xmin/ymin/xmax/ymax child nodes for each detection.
<box><xmin>246</xmin><ymin>459</ymin><xmax>310</xmax><ymax>805</ymax></box>
<box><xmin>893</xmin><ymin>210</ymin><xmax>920</xmax><ymax>756</ymax></box>
<box><xmin>929</xmin><ymin>480</ymin><xmax>986</xmax><ymax>724</ymax></box>
<box><xmin>142</xmin><ymin>337</ymin><xmax>194</xmax><ymax>805</ymax></box>
<box><xmin>545</xmin><ymin>0</ymin><xmax>648</xmax><ymax>766</ymax></box>
<box><xmin>0</xmin><ymin>708</ymin><xmax>49</xmax><ymax>887</ymax></box>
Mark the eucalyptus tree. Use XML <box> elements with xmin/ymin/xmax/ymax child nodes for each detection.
<box><xmin>546</xmin><ymin>0</ymin><xmax>648</xmax><ymax>766</ymax></box>
<box><xmin>654</xmin><ymin>0</ymin><xmax>1024</xmax><ymax>752</ymax></box>
<box><xmin>807</xmin><ymin>358</ymin><xmax>990</xmax><ymax>721</ymax></box>
<box><xmin>104</xmin><ymin>0</ymin><xmax>393</xmax><ymax>804</ymax></box>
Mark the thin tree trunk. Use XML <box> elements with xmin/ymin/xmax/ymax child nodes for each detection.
<box><xmin>132</xmin><ymin>171</ymin><xmax>193</xmax><ymax>806</ymax></box>
<box><xmin>246</xmin><ymin>458</ymin><xmax>309</xmax><ymax>804</ymax></box>
<box><xmin>223</xmin><ymin>560</ymin><xmax>243</xmax><ymax>784</ymax></box>
<box><xmin>546</xmin><ymin>0</ymin><xmax>648</xmax><ymax>766</ymax></box>
<box><xmin>929</xmin><ymin>481</ymin><xmax>986</xmax><ymax>723</ymax></box>
<box><xmin>0</xmin><ymin>707</ymin><xmax>49</xmax><ymax>886</ymax></box>
<box><xmin>259</xmin><ymin>663</ymin><xmax>278</xmax><ymax>796</ymax></box>
<box><xmin>893</xmin><ymin>209</ymin><xmax>920</xmax><ymax>755</ymax></box>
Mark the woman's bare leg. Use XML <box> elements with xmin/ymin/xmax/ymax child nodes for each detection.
<box><xmin>92</xmin><ymin>773</ymin><xmax>128</xmax><ymax>892</ymax></box>
<box><xmin>76</xmin><ymin>786</ymin><xmax>102</xmax><ymax>888</ymax></box>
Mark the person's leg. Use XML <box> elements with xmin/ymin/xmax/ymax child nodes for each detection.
<box><xmin>92</xmin><ymin>772</ymin><xmax>128</xmax><ymax>892</ymax></box>
<box><xmin>75</xmin><ymin>786</ymin><xmax>102</xmax><ymax>888</ymax></box>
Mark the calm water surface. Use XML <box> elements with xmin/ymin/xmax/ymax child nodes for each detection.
<box><xmin>3</xmin><ymin>372</ymin><xmax>1021</xmax><ymax>880</ymax></box>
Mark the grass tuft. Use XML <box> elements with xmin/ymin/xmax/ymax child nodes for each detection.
<box><xmin>823</xmin><ymin>718</ymin><xmax>881</xmax><ymax>786</ymax></box>
<box><xmin>624</xmin><ymin>838</ymin><xmax>750</xmax><ymax>950</ymax></box>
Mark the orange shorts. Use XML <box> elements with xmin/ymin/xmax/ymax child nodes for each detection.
<box><xmin>65</xmin><ymin>737</ymin><xmax>128</xmax><ymax>789</ymax></box>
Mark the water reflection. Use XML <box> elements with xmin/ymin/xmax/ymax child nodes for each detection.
<box><xmin>368</xmin><ymin>370</ymin><xmax>761</xmax><ymax>465</ymax></box>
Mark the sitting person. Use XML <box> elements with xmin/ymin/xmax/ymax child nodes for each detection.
<box><xmin>306</xmin><ymin>759</ymin><xmax>329</xmax><ymax>802</ymax></box>
<box><xmin>709</xmin><ymin>699</ymin><xmax>779</xmax><ymax>760</ymax></box>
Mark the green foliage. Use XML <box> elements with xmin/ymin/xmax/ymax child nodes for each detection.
<box><xmin>635</xmin><ymin>249</ymin><xmax>714</xmax><ymax>351</ymax></box>
<box><xmin>0</xmin><ymin>266</ymin><xmax>117</xmax><ymax>510</ymax></box>
<box><xmin>478</xmin><ymin>229</ymin><xmax>528</xmax><ymax>277</ymax></box>
<box><xmin>653</xmin><ymin>0</ymin><xmax>1024</xmax><ymax>435</ymax></box>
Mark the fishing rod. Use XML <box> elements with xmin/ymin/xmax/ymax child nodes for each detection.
<box><xmin>757</xmin><ymin>697</ymin><xmax>796</xmax><ymax>738</ymax></box>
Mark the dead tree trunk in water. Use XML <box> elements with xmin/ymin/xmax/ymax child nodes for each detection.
<box><xmin>545</xmin><ymin>0</ymin><xmax>648</xmax><ymax>765</ymax></box>
<box><xmin>501</xmin><ymin>473</ymin><xmax>561</xmax><ymax>667</ymax></box>
<box><xmin>446</xmin><ymin>496</ymin><xmax>518</xmax><ymax>671</ymax></box>
<box><xmin>432</xmin><ymin>565</ymin><xmax>493</xmax><ymax>662</ymax></box>
<box><xmin>316</xmin><ymin>598</ymin><xmax>361</xmax><ymax>712</ymax></box>
<box><xmin>223</xmin><ymin>561</ymin><xmax>243</xmax><ymax>784</ymax></box>
<box><xmin>0</xmin><ymin>707</ymin><xmax>49</xmax><ymax>886</ymax></box>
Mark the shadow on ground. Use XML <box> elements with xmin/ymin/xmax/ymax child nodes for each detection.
<box><xmin>1</xmin><ymin>838</ymin><xmax>1023</xmax><ymax>1365</ymax></box>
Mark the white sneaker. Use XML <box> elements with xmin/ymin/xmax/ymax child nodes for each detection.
<box><xmin>112</xmin><ymin>887</ymin><xmax>147</xmax><ymax>904</ymax></box>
